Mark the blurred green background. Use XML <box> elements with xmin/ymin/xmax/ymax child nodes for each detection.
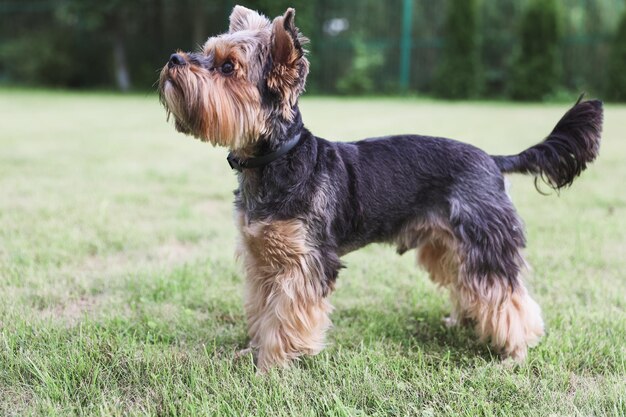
<box><xmin>1</xmin><ymin>0</ymin><xmax>626</xmax><ymax>101</ymax></box>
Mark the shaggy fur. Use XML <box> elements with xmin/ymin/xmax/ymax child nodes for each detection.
<box><xmin>158</xmin><ymin>5</ymin><xmax>603</xmax><ymax>371</ymax></box>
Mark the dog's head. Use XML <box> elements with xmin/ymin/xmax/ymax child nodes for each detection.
<box><xmin>158</xmin><ymin>5</ymin><xmax>309</xmax><ymax>150</ymax></box>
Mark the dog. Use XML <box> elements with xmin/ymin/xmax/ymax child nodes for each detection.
<box><xmin>158</xmin><ymin>5</ymin><xmax>603</xmax><ymax>371</ymax></box>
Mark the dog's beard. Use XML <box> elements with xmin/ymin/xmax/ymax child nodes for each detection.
<box><xmin>159</xmin><ymin>65</ymin><xmax>266</xmax><ymax>149</ymax></box>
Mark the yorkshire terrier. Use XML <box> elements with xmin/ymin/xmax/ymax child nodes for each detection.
<box><xmin>158</xmin><ymin>6</ymin><xmax>603</xmax><ymax>371</ymax></box>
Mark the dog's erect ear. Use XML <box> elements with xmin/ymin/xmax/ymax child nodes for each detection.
<box><xmin>229</xmin><ymin>5</ymin><xmax>270</xmax><ymax>33</ymax></box>
<box><xmin>270</xmin><ymin>8</ymin><xmax>305</xmax><ymax>67</ymax></box>
<box><xmin>268</xmin><ymin>8</ymin><xmax>310</xmax><ymax>119</ymax></box>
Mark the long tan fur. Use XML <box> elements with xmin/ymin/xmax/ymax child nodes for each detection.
<box><xmin>236</xmin><ymin>213</ymin><xmax>333</xmax><ymax>371</ymax></box>
<box><xmin>415</xmin><ymin>221</ymin><xmax>544</xmax><ymax>361</ymax></box>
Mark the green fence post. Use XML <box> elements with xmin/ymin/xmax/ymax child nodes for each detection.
<box><xmin>399</xmin><ymin>0</ymin><xmax>413</xmax><ymax>92</ymax></box>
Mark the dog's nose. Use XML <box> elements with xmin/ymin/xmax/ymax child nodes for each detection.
<box><xmin>168</xmin><ymin>53</ymin><xmax>186</xmax><ymax>68</ymax></box>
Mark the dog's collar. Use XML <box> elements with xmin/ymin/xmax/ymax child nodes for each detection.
<box><xmin>227</xmin><ymin>133</ymin><xmax>302</xmax><ymax>172</ymax></box>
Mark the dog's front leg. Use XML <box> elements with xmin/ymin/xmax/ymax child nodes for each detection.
<box><xmin>238</xmin><ymin>218</ymin><xmax>333</xmax><ymax>372</ymax></box>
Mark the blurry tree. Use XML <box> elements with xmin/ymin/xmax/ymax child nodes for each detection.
<box><xmin>606</xmin><ymin>9</ymin><xmax>626</xmax><ymax>101</ymax></box>
<box><xmin>434</xmin><ymin>0</ymin><xmax>482</xmax><ymax>98</ymax></box>
<box><xmin>0</xmin><ymin>29</ymin><xmax>82</xmax><ymax>87</ymax></box>
<box><xmin>480</xmin><ymin>0</ymin><xmax>521</xmax><ymax>96</ymax></box>
<box><xmin>58</xmin><ymin>0</ymin><xmax>154</xmax><ymax>91</ymax></box>
<box><xmin>408</xmin><ymin>1</ymin><xmax>446</xmax><ymax>93</ymax></box>
<box><xmin>336</xmin><ymin>35</ymin><xmax>384</xmax><ymax>94</ymax></box>
<box><xmin>509</xmin><ymin>0</ymin><xmax>562</xmax><ymax>100</ymax></box>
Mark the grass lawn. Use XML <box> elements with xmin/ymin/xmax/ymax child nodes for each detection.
<box><xmin>0</xmin><ymin>89</ymin><xmax>624</xmax><ymax>416</ymax></box>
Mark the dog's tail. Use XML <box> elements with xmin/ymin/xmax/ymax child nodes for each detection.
<box><xmin>492</xmin><ymin>96</ymin><xmax>603</xmax><ymax>191</ymax></box>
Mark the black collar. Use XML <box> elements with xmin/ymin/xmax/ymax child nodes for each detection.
<box><xmin>227</xmin><ymin>133</ymin><xmax>302</xmax><ymax>172</ymax></box>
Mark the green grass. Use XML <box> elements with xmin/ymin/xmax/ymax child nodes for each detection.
<box><xmin>0</xmin><ymin>89</ymin><xmax>624</xmax><ymax>416</ymax></box>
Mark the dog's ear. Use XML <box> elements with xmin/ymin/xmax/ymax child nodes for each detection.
<box><xmin>267</xmin><ymin>8</ymin><xmax>310</xmax><ymax>119</ymax></box>
<box><xmin>270</xmin><ymin>8</ymin><xmax>306</xmax><ymax>67</ymax></box>
<box><xmin>229</xmin><ymin>5</ymin><xmax>270</xmax><ymax>33</ymax></box>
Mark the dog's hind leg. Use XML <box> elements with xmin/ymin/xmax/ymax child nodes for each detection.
<box><xmin>455</xmin><ymin>274</ymin><xmax>544</xmax><ymax>362</ymax></box>
<box><xmin>237</xmin><ymin>217</ymin><xmax>335</xmax><ymax>372</ymax></box>
<box><xmin>451</xmin><ymin>201</ymin><xmax>544</xmax><ymax>361</ymax></box>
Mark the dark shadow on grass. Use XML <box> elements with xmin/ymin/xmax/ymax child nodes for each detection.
<box><xmin>330</xmin><ymin>304</ymin><xmax>495</xmax><ymax>366</ymax></box>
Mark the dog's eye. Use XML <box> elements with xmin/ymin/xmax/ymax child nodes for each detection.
<box><xmin>221</xmin><ymin>61</ymin><xmax>235</xmax><ymax>75</ymax></box>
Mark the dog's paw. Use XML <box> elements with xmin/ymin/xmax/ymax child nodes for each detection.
<box><xmin>501</xmin><ymin>346</ymin><xmax>527</xmax><ymax>364</ymax></box>
<box><xmin>442</xmin><ymin>315</ymin><xmax>459</xmax><ymax>328</ymax></box>
<box><xmin>443</xmin><ymin>314</ymin><xmax>472</xmax><ymax>328</ymax></box>
<box><xmin>234</xmin><ymin>347</ymin><xmax>254</xmax><ymax>360</ymax></box>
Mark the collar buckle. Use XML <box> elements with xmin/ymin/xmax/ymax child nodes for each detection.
<box><xmin>226</xmin><ymin>154</ymin><xmax>244</xmax><ymax>172</ymax></box>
